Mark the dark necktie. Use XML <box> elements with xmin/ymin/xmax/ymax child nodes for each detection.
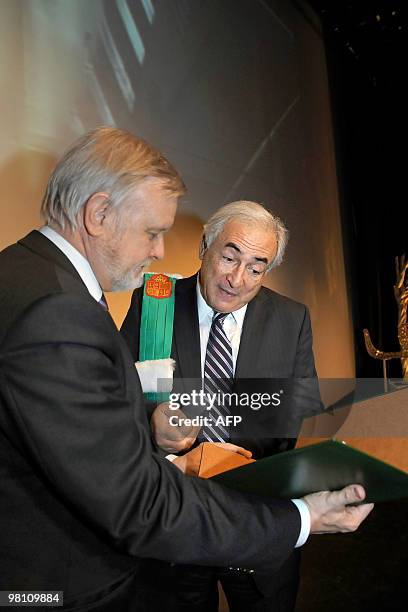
<box><xmin>201</xmin><ymin>312</ymin><xmax>234</xmax><ymax>442</ymax></box>
<box><xmin>98</xmin><ymin>293</ymin><xmax>109</xmax><ymax>311</ymax></box>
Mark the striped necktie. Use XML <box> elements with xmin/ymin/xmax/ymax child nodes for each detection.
<box><xmin>201</xmin><ymin>311</ymin><xmax>234</xmax><ymax>443</ymax></box>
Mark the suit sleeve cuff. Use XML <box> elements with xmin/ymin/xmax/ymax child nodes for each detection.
<box><xmin>291</xmin><ymin>499</ymin><xmax>311</xmax><ymax>547</ymax></box>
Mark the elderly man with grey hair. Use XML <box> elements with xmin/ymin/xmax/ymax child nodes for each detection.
<box><xmin>121</xmin><ymin>200</ymin><xmax>365</xmax><ymax>611</ymax></box>
<box><xmin>0</xmin><ymin>128</ymin><xmax>372</xmax><ymax>612</ymax></box>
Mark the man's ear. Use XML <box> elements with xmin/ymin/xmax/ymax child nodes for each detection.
<box><xmin>198</xmin><ymin>235</ymin><xmax>207</xmax><ymax>260</ymax></box>
<box><xmin>82</xmin><ymin>193</ymin><xmax>111</xmax><ymax>236</ymax></box>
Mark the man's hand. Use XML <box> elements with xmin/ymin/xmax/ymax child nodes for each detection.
<box><xmin>212</xmin><ymin>442</ymin><xmax>252</xmax><ymax>459</ymax></box>
<box><xmin>151</xmin><ymin>403</ymin><xmax>200</xmax><ymax>452</ymax></box>
<box><xmin>303</xmin><ymin>484</ymin><xmax>374</xmax><ymax>534</ymax></box>
<box><xmin>173</xmin><ymin>443</ymin><xmax>252</xmax><ymax>476</ymax></box>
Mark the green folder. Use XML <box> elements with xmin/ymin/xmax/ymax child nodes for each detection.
<box><xmin>212</xmin><ymin>440</ymin><xmax>408</xmax><ymax>503</ymax></box>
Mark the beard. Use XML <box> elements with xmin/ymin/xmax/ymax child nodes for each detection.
<box><xmin>96</xmin><ymin>219</ymin><xmax>153</xmax><ymax>291</ymax></box>
<box><xmin>109</xmin><ymin>265</ymin><xmax>147</xmax><ymax>292</ymax></box>
<box><xmin>98</xmin><ymin>242</ymin><xmax>151</xmax><ymax>292</ymax></box>
<box><xmin>107</xmin><ymin>258</ymin><xmax>151</xmax><ymax>292</ymax></box>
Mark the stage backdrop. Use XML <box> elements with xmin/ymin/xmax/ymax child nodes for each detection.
<box><xmin>0</xmin><ymin>0</ymin><xmax>352</xmax><ymax>377</ymax></box>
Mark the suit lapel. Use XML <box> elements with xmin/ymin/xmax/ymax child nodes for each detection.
<box><xmin>18</xmin><ymin>231</ymin><xmax>88</xmax><ymax>296</ymax></box>
<box><xmin>235</xmin><ymin>289</ymin><xmax>271</xmax><ymax>378</ymax></box>
<box><xmin>173</xmin><ymin>275</ymin><xmax>201</xmax><ymax>380</ymax></box>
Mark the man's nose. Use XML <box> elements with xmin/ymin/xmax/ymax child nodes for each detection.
<box><xmin>150</xmin><ymin>235</ymin><xmax>165</xmax><ymax>260</ymax></box>
<box><xmin>227</xmin><ymin>264</ymin><xmax>245</xmax><ymax>287</ymax></box>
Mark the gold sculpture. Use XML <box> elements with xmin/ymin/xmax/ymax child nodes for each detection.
<box><xmin>363</xmin><ymin>254</ymin><xmax>408</xmax><ymax>380</ymax></box>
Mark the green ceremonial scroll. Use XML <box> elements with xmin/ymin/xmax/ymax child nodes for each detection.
<box><xmin>139</xmin><ymin>273</ymin><xmax>177</xmax><ymax>402</ymax></box>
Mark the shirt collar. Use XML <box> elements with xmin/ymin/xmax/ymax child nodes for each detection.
<box><xmin>196</xmin><ymin>275</ymin><xmax>247</xmax><ymax>329</ymax></box>
<box><xmin>39</xmin><ymin>226</ymin><xmax>103</xmax><ymax>302</ymax></box>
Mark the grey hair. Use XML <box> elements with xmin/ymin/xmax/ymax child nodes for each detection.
<box><xmin>41</xmin><ymin>126</ymin><xmax>185</xmax><ymax>230</ymax></box>
<box><xmin>202</xmin><ymin>201</ymin><xmax>289</xmax><ymax>271</ymax></box>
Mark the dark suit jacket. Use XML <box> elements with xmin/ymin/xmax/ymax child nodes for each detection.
<box><xmin>121</xmin><ymin>273</ymin><xmax>321</xmax><ymax>597</ymax></box>
<box><xmin>0</xmin><ymin>233</ymin><xmax>301</xmax><ymax>610</ymax></box>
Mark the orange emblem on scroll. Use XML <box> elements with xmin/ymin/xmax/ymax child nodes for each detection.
<box><xmin>145</xmin><ymin>274</ymin><xmax>173</xmax><ymax>299</ymax></box>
